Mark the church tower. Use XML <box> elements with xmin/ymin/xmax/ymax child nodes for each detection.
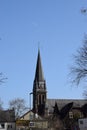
<box><xmin>33</xmin><ymin>49</ymin><xmax>47</xmax><ymax>116</ymax></box>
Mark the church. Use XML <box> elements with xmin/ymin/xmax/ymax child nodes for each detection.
<box><xmin>32</xmin><ymin>49</ymin><xmax>87</xmax><ymax>118</ymax></box>
<box><xmin>18</xmin><ymin>49</ymin><xmax>87</xmax><ymax>129</ymax></box>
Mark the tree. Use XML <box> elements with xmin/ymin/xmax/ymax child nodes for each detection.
<box><xmin>9</xmin><ymin>98</ymin><xmax>28</xmax><ymax>119</ymax></box>
<box><xmin>70</xmin><ymin>7</ymin><xmax>87</xmax><ymax>86</ymax></box>
<box><xmin>70</xmin><ymin>36</ymin><xmax>87</xmax><ymax>85</ymax></box>
<box><xmin>0</xmin><ymin>98</ymin><xmax>3</xmax><ymax>110</ymax></box>
<box><xmin>0</xmin><ymin>73</ymin><xmax>6</xmax><ymax>110</ymax></box>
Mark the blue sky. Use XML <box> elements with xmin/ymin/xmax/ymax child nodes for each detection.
<box><xmin>0</xmin><ymin>0</ymin><xmax>87</xmax><ymax>109</ymax></box>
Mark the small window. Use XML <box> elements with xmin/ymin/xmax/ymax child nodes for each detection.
<box><xmin>69</xmin><ymin>112</ymin><xmax>73</xmax><ymax>119</ymax></box>
<box><xmin>8</xmin><ymin>125</ymin><xmax>12</xmax><ymax>129</ymax></box>
<box><xmin>29</xmin><ymin>122</ymin><xmax>34</xmax><ymax>127</ymax></box>
<box><xmin>80</xmin><ymin>120</ymin><xmax>83</xmax><ymax>124</ymax></box>
<box><xmin>29</xmin><ymin>114</ymin><xmax>34</xmax><ymax>120</ymax></box>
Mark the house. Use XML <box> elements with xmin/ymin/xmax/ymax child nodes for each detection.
<box><xmin>16</xmin><ymin>110</ymin><xmax>48</xmax><ymax>130</ymax></box>
<box><xmin>0</xmin><ymin>109</ymin><xmax>15</xmax><ymax>130</ymax></box>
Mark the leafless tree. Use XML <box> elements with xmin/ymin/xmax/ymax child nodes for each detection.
<box><xmin>83</xmin><ymin>90</ymin><xmax>87</xmax><ymax>98</ymax></box>
<box><xmin>0</xmin><ymin>73</ymin><xmax>6</xmax><ymax>109</ymax></box>
<box><xmin>0</xmin><ymin>98</ymin><xmax>3</xmax><ymax>110</ymax></box>
<box><xmin>70</xmin><ymin>35</ymin><xmax>87</xmax><ymax>86</ymax></box>
<box><xmin>9</xmin><ymin>98</ymin><xmax>28</xmax><ymax>119</ymax></box>
<box><xmin>69</xmin><ymin>36</ymin><xmax>87</xmax><ymax>97</ymax></box>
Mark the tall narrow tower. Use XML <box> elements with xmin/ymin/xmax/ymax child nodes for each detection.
<box><xmin>33</xmin><ymin>49</ymin><xmax>47</xmax><ymax>116</ymax></box>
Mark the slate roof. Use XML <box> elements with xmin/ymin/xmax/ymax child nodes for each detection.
<box><xmin>0</xmin><ymin>109</ymin><xmax>15</xmax><ymax>122</ymax></box>
<box><xmin>34</xmin><ymin>49</ymin><xmax>44</xmax><ymax>82</ymax></box>
<box><xmin>46</xmin><ymin>99</ymin><xmax>87</xmax><ymax>112</ymax></box>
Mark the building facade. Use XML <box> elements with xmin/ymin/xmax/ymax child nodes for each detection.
<box><xmin>0</xmin><ymin>109</ymin><xmax>15</xmax><ymax>130</ymax></box>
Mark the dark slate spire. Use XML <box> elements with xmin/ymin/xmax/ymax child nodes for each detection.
<box><xmin>34</xmin><ymin>49</ymin><xmax>44</xmax><ymax>82</ymax></box>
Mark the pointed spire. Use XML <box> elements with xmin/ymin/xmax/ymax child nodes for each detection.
<box><xmin>34</xmin><ymin>49</ymin><xmax>44</xmax><ymax>82</ymax></box>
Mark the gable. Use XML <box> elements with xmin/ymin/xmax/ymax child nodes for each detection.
<box><xmin>20</xmin><ymin>111</ymin><xmax>34</xmax><ymax>120</ymax></box>
<box><xmin>20</xmin><ymin>110</ymin><xmax>42</xmax><ymax>120</ymax></box>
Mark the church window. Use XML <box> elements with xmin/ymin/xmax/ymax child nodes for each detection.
<box><xmin>42</xmin><ymin>95</ymin><xmax>44</xmax><ymax>103</ymax></box>
<box><xmin>69</xmin><ymin>111</ymin><xmax>73</xmax><ymax>119</ymax></box>
<box><xmin>39</xmin><ymin>95</ymin><xmax>41</xmax><ymax>104</ymax></box>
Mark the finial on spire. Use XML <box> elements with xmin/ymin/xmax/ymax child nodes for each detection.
<box><xmin>38</xmin><ymin>41</ymin><xmax>40</xmax><ymax>51</ymax></box>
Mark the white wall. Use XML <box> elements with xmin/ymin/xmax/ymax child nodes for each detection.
<box><xmin>0</xmin><ymin>122</ymin><xmax>15</xmax><ymax>130</ymax></box>
<box><xmin>78</xmin><ymin>118</ymin><xmax>87</xmax><ymax>130</ymax></box>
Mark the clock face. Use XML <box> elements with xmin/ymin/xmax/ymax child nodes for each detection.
<box><xmin>38</xmin><ymin>83</ymin><xmax>44</xmax><ymax>89</ymax></box>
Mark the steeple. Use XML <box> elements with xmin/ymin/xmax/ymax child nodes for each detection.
<box><xmin>34</xmin><ymin>49</ymin><xmax>44</xmax><ymax>82</ymax></box>
<box><xmin>33</xmin><ymin>49</ymin><xmax>47</xmax><ymax>116</ymax></box>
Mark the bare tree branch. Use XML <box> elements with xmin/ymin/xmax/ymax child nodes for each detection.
<box><xmin>0</xmin><ymin>98</ymin><xmax>3</xmax><ymax>110</ymax></box>
<box><xmin>83</xmin><ymin>90</ymin><xmax>87</xmax><ymax>99</ymax></box>
<box><xmin>9</xmin><ymin>98</ymin><xmax>28</xmax><ymax>119</ymax></box>
<box><xmin>70</xmin><ymin>35</ymin><xmax>87</xmax><ymax>85</ymax></box>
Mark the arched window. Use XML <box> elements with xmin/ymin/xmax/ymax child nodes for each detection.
<box><xmin>42</xmin><ymin>95</ymin><xmax>44</xmax><ymax>103</ymax></box>
<box><xmin>39</xmin><ymin>95</ymin><xmax>41</xmax><ymax>104</ymax></box>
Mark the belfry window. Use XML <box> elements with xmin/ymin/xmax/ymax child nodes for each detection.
<box><xmin>39</xmin><ymin>95</ymin><xmax>41</xmax><ymax>104</ymax></box>
<box><xmin>42</xmin><ymin>95</ymin><xmax>44</xmax><ymax>103</ymax></box>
